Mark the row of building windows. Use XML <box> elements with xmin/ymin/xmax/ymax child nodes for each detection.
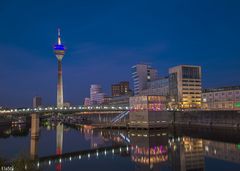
<box><xmin>182</xmin><ymin>80</ymin><xmax>201</xmax><ymax>83</ymax></box>
<box><xmin>183</xmin><ymin>92</ymin><xmax>201</xmax><ymax>94</ymax></box>
<box><xmin>183</xmin><ymin>88</ymin><xmax>202</xmax><ymax>91</ymax></box>
<box><xmin>182</xmin><ymin>84</ymin><xmax>201</xmax><ymax>87</ymax></box>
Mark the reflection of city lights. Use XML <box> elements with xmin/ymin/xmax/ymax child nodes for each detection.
<box><xmin>205</xmin><ymin>146</ymin><xmax>209</xmax><ymax>152</ymax></box>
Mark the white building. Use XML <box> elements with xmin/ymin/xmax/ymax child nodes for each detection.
<box><xmin>169</xmin><ymin>65</ymin><xmax>202</xmax><ymax>109</ymax></box>
<box><xmin>89</xmin><ymin>84</ymin><xmax>105</xmax><ymax>105</ymax></box>
<box><xmin>132</xmin><ymin>64</ymin><xmax>158</xmax><ymax>95</ymax></box>
<box><xmin>202</xmin><ymin>86</ymin><xmax>240</xmax><ymax>110</ymax></box>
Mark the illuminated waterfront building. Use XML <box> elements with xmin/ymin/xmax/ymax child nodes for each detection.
<box><xmin>111</xmin><ymin>81</ymin><xmax>132</xmax><ymax>97</ymax></box>
<box><xmin>169</xmin><ymin>65</ymin><xmax>202</xmax><ymax>109</ymax></box>
<box><xmin>202</xmin><ymin>86</ymin><xmax>240</xmax><ymax>110</ymax></box>
<box><xmin>54</xmin><ymin>28</ymin><xmax>65</xmax><ymax>108</ymax></box>
<box><xmin>132</xmin><ymin>64</ymin><xmax>158</xmax><ymax>95</ymax></box>
<box><xmin>129</xmin><ymin>95</ymin><xmax>167</xmax><ymax>128</ymax></box>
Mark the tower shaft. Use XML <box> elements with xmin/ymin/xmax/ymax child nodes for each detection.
<box><xmin>57</xmin><ymin>59</ymin><xmax>63</xmax><ymax>108</ymax></box>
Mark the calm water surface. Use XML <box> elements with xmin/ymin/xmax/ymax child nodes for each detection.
<box><xmin>1</xmin><ymin>122</ymin><xmax>240</xmax><ymax>171</ymax></box>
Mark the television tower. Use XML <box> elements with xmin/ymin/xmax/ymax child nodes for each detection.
<box><xmin>54</xmin><ymin>28</ymin><xmax>65</xmax><ymax>108</ymax></box>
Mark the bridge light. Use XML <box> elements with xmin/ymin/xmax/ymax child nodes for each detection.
<box><xmin>73</xmin><ymin>107</ymin><xmax>76</xmax><ymax>110</ymax></box>
<box><xmin>88</xmin><ymin>154</ymin><xmax>90</xmax><ymax>158</ymax></box>
<box><xmin>79</xmin><ymin>155</ymin><xmax>81</xmax><ymax>159</ymax></box>
<box><xmin>126</xmin><ymin>146</ymin><xmax>129</xmax><ymax>151</ymax></box>
<box><xmin>59</xmin><ymin>158</ymin><xmax>62</xmax><ymax>163</ymax></box>
<box><xmin>69</xmin><ymin>107</ymin><xmax>72</xmax><ymax>109</ymax></box>
<box><xmin>96</xmin><ymin>151</ymin><xmax>99</xmax><ymax>157</ymax></box>
<box><xmin>104</xmin><ymin>150</ymin><xmax>107</xmax><ymax>156</ymax></box>
<box><xmin>49</xmin><ymin>160</ymin><xmax>51</xmax><ymax>165</ymax></box>
<box><xmin>69</xmin><ymin>157</ymin><xmax>72</xmax><ymax>161</ymax></box>
<box><xmin>120</xmin><ymin>148</ymin><xmax>122</xmax><ymax>152</ymax></box>
<box><xmin>37</xmin><ymin>162</ymin><xmax>40</xmax><ymax>167</ymax></box>
<box><xmin>112</xmin><ymin>149</ymin><xmax>114</xmax><ymax>154</ymax></box>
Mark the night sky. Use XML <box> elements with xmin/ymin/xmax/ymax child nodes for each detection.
<box><xmin>0</xmin><ymin>0</ymin><xmax>240</xmax><ymax>107</ymax></box>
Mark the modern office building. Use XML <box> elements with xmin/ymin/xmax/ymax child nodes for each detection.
<box><xmin>108</xmin><ymin>94</ymin><xmax>131</xmax><ymax>106</ymax></box>
<box><xmin>169</xmin><ymin>65</ymin><xmax>202</xmax><ymax>109</ymax></box>
<box><xmin>202</xmin><ymin>86</ymin><xmax>240</xmax><ymax>110</ymax></box>
<box><xmin>111</xmin><ymin>81</ymin><xmax>131</xmax><ymax>97</ymax></box>
<box><xmin>132</xmin><ymin>64</ymin><xmax>158</xmax><ymax>95</ymax></box>
<box><xmin>33</xmin><ymin>96</ymin><xmax>42</xmax><ymax>108</ymax></box>
<box><xmin>85</xmin><ymin>84</ymin><xmax>105</xmax><ymax>105</ymax></box>
<box><xmin>84</xmin><ymin>97</ymin><xmax>91</xmax><ymax>106</ymax></box>
<box><xmin>139</xmin><ymin>77</ymin><xmax>169</xmax><ymax>96</ymax></box>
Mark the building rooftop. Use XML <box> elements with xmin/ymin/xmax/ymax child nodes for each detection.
<box><xmin>203</xmin><ymin>86</ymin><xmax>240</xmax><ymax>93</ymax></box>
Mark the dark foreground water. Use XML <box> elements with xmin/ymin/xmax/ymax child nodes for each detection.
<box><xmin>1</xmin><ymin>123</ymin><xmax>240</xmax><ymax>171</ymax></box>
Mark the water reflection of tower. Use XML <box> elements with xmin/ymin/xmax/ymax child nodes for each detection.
<box><xmin>56</xmin><ymin>123</ymin><xmax>64</xmax><ymax>171</ymax></box>
<box><xmin>30</xmin><ymin>114</ymin><xmax>39</xmax><ymax>160</ymax></box>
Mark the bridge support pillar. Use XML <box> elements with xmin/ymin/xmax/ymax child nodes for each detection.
<box><xmin>30</xmin><ymin>113</ymin><xmax>39</xmax><ymax>160</ymax></box>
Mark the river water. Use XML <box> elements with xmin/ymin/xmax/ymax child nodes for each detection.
<box><xmin>0</xmin><ymin>122</ymin><xmax>240</xmax><ymax>171</ymax></box>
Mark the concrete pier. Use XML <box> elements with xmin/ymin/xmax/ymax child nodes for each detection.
<box><xmin>30</xmin><ymin>113</ymin><xmax>39</xmax><ymax>160</ymax></box>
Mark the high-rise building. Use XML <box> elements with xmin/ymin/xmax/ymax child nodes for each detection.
<box><xmin>54</xmin><ymin>28</ymin><xmax>65</xmax><ymax>108</ymax></box>
<box><xmin>111</xmin><ymin>81</ymin><xmax>131</xmax><ymax>97</ymax></box>
<box><xmin>169</xmin><ymin>65</ymin><xmax>202</xmax><ymax>109</ymax></box>
<box><xmin>89</xmin><ymin>84</ymin><xmax>105</xmax><ymax>105</ymax></box>
<box><xmin>33</xmin><ymin>96</ymin><xmax>42</xmax><ymax>108</ymax></box>
<box><xmin>202</xmin><ymin>86</ymin><xmax>240</xmax><ymax>110</ymax></box>
<box><xmin>132</xmin><ymin>64</ymin><xmax>158</xmax><ymax>95</ymax></box>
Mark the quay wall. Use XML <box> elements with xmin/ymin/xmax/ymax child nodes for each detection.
<box><xmin>128</xmin><ymin>110</ymin><xmax>240</xmax><ymax>128</ymax></box>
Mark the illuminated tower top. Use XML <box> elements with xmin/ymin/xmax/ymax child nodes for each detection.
<box><xmin>54</xmin><ymin>28</ymin><xmax>65</xmax><ymax>61</ymax></box>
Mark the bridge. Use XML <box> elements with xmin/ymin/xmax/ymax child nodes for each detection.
<box><xmin>0</xmin><ymin>105</ymin><xmax>129</xmax><ymax>116</ymax></box>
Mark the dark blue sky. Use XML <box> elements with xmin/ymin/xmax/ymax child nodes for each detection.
<box><xmin>0</xmin><ymin>0</ymin><xmax>240</xmax><ymax>107</ymax></box>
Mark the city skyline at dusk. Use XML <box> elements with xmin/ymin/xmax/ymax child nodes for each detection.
<box><xmin>1</xmin><ymin>0</ymin><xmax>240</xmax><ymax>107</ymax></box>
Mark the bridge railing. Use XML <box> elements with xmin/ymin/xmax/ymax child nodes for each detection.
<box><xmin>0</xmin><ymin>105</ymin><xmax>130</xmax><ymax>115</ymax></box>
